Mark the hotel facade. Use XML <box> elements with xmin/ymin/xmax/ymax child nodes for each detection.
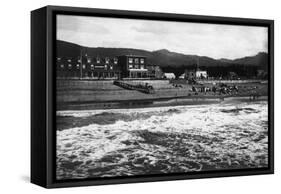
<box><xmin>56</xmin><ymin>55</ymin><xmax>162</xmax><ymax>79</ymax></box>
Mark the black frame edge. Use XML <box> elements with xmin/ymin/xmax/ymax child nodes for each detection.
<box><xmin>268</xmin><ymin>20</ymin><xmax>274</xmax><ymax>174</ymax></box>
<box><xmin>31</xmin><ymin>6</ymin><xmax>48</xmax><ymax>188</ymax></box>
<box><xmin>46</xmin><ymin>6</ymin><xmax>56</xmax><ymax>188</ymax></box>
<box><xmin>48</xmin><ymin>169</ymin><xmax>273</xmax><ymax>188</ymax></box>
<box><xmin>45</xmin><ymin>5</ymin><xmax>274</xmax><ymax>24</ymax></box>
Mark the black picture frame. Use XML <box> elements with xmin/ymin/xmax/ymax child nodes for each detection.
<box><xmin>31</xmin><ymin>5</ymin><xmax>274</xmax><ymax>188</ymax></box>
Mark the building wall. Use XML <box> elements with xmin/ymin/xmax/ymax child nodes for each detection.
<box><xmin>56</xmin><ymin>56</ymin><xmax>121</xmax><ymax>79</ymax></box>
<box><xmin>185</xmin><ymin>69</ymin><xmax>208</xmax><ymax>79</ymax></box>
<box><xmin>117</xmin><ymin>55</ymin><xmax>148</xmax><ymax>78</ymax></box>
<box><xmin>147</xmin><ymin>65</ymin><xmax>163</xmax><ymax>79</ymax></box>
<box><xmin>196</xmin><ymin>71</ymin><xmax>208</xmax><ymax>79</ymax></box>
<box><xmin>57</xmin><ymin>55</ymin><xmax>160</xmax><ymax>79</ymax></box>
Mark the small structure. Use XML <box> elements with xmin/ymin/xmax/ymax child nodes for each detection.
<box><xmin>179</xmin><ymin>73</ymin><xmax>185</xmax><ymax>79</ymax></box>
<box><xmin>196</xmin><ymin>70</ymin><xmax>208</xmax><ymax>79</ymax></box>
<box><xmin>185</xmin><ymin>58</ymin><xmax>208</xmax><ymax>80</ymax></box>
<box><xmin>185</xmin><ymin>69</ymin><xmax>208</xmax><ymax>79</ymax></box>
<box><xmin>147</xmin><ymin>64</ymin><xmax>163</xmax><ymax>79</ymax></box>
<box><xmin>163</xmin><ymin>73</ymin><xmax>176</xmax><ymax>79</ymax></box>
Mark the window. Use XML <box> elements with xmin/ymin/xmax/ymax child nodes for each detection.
<box><xmin>87</xmin><ymin>59</ymin><xmax>91</xmax><ymax>63</ymax></box>
<box><xmin>91</xmin><ymin>64</ymin><xmax>94</xmax><ymax>70</ymax></box>
<box><xmin>105</xmin><ymin>58</ymin><xmax>109</xmax><ymax>64</ymax></box>
<box><xmin>135</xmin><ymin>64</ymin><xmax>139</xmax><ymax>69</ymax></box>
<box><xmin>82</xmin><ymin>64</ymin><xmax>86</xmax><ymax>69</ymax></box>
<box><xmin>110</xmin><ymin>65</ymin><xmax>113</xmax><ymax>70</ymax></box>
<box><xmin>140</xmin><ymin>65</ymin><xmax>144</xmax><ymax>69</ymax></box>
<box><xmin>129</xmin><ymin>64</ymin><xmax>133</xmax><ymax>69</ymax></box>
<box><xmin>67</xmin><ymin>59</ymin><xmax>72</xmax><ymax>62</ymax></box>
<box><xmin>57</xmin><ymin>57</ymin><xmax>61</xmax><ymax>61</ymax></box>
<box><xmin>97</xmin><ymin>58</ymin><xmax>100</xmax><ymax>63</ymax></box>
<box><xmin>68</xmin><ymin>64</ymin><xmax>72</xmax><ymax>69</ymax></box>
<box><xmin>76</xmin><ymin>64</ymin><xmax>80</xmax><ymax>69</ymax></box>
<box><xmin>77</xmin><ymin>59</ymin><xmax>81</xmax><ymax>63</ymax></box>
<box><xmin>60</xmin><ymin>64</ymin><xmax>64</xmax><ymax>68</ymax></box>
<box><xmin>114</xmin><ymin>58</ymin><xmax>118</xmax><ymax>64</ymax></box>
<box><xmin>140</xmin><ymin>58</ymin><xmax>144</xmax><ymax>64</ymax></box>
<box><xmin>128</xmin><ymin>58</ymin><xmax>133</xmax><ymax>63</ymax></box>
<box><xmin>134</xmin><ymin>58</ymin><xmax>139</xmax><ymax>63</ymax></box>
<box><xmin>104</xmin><ymin>65</ymin><xmax>107</xmax><ymax>70</ymax></box>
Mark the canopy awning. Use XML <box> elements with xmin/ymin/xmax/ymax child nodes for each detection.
<box><xmin>128</xmin><ymin>69</ymin><xmax>148</xmax><ymax>72</ymax></box>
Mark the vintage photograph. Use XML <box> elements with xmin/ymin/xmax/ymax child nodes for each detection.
<box><xmin>55</xmin><ymin>14</ymin><xmax>269</xmax><ymax>180</ymax></box>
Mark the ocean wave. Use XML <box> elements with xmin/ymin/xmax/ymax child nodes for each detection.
<box><xmin>57</xmin><ymin>107</ymin><xmax>184</xmax><ymax>130</ymax></box>
<box><xmin>56</xmin><ymin>101</ymin><xmax>268</xmax><ymax>179</ymax></box>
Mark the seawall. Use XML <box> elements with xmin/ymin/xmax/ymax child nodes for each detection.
<box><xmin>56</xmin><ymin>79</ymin><xmax>268</xmax><ymax>110</ymax></box>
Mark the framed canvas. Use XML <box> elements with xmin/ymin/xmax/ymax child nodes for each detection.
<box><xmin>31</xmin><ymin>5</ymin><xmax>274</xmax><ymax>188</ymax></box>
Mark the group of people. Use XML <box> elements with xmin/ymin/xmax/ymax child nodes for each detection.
<box><xmin>138</xmin><ymin>83</ymin><xmax>154</xmax><ymax>90</ymax></box>
<box><xmin>191</xmin><ymin>83</ymin><xmax>239</xmax><ymax>95</ymax></box>
<box><xmin>172</xmin><ymin>83</ymin><xmax>183</xmax><ymax>88</ymax></box>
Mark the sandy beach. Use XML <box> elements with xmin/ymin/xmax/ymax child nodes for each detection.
<box><xmin>56</xmin><ymin>79</ymin><xmax>268</xmax><ymax>110</ymax></box>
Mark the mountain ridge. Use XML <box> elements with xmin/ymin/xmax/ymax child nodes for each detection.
<box><xmin>56</xmin><ymin>40</ymin><xmax>268</xmax><ymax>69</ymax></box>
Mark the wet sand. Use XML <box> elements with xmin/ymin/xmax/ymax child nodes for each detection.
<box><xmin>57</xmin><ymin>95</ymin><xmax>268</xmax><ymax>111</ymax></box>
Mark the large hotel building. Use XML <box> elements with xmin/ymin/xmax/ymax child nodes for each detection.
<box><xmin>56</xmin><ymin>55</ymin><xmax>162</xmax><ymax>79</ymax></box>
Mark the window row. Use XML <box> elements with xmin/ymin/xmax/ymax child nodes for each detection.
<box><xmin>128</xmin><ymin>64</ymin><xmax>145</xmax><ymax>69</ymax></box>
<box><xmin>128</xmin><ymin>58</ymin><xmax>145</xmax><ymax>64</ymax></box>
<box><xmin>57</xmin><ymin>57</ymin><xmax>118</xmax><ymax>64</ymax></box>
<box><xmin>58</xmin><ymin>64</ymin><xmax>114</xmax><ymax>70</ymax></box>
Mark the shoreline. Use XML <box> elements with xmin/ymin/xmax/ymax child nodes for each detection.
<box><xmin>56</xmin><ymin>79</ymin><xmax>268</xmax><ymax>111</ymax></box>
<box><xmin>57</xmin><ymin>95</ymin><xmax>268</xmax><ymax>111</ymax></box>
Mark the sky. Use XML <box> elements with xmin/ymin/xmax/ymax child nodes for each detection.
<box><xmin>57</xmin><ymin>15</ymin><xmax>268</xmax><ymax>60</ymax></box>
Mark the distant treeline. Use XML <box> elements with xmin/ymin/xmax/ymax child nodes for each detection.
<box><xmin>162</xmin><ymin>64</ymin><xmax>267</xmax><ymax>79</ymax></box>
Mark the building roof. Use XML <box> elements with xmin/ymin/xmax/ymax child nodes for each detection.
<box><xmin>196</xmin><ymin>70</ymin><xmax>207</xmax><ymax>73</ymax></box>
<box><xmin>118</xmin><ymin>55</ymin><xmax>146</xmax><ymax>58</ymax></box>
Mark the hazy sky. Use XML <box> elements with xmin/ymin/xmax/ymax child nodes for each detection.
<box><xmin>57</xmin><ymin>15</ymin><xmax>268</xmax><ymax>60</ymax></box>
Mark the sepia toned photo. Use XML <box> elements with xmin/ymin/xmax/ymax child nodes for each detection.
<box><xmin>55</xmin><ymin>14</ymin><xmax>269</xmax><ymax>180</ymax></box>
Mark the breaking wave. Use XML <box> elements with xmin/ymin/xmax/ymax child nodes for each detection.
<box><xmin>56</xmin><ymin>101</ymin><xmax>268</xmax><ymax>180</ymax></box>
